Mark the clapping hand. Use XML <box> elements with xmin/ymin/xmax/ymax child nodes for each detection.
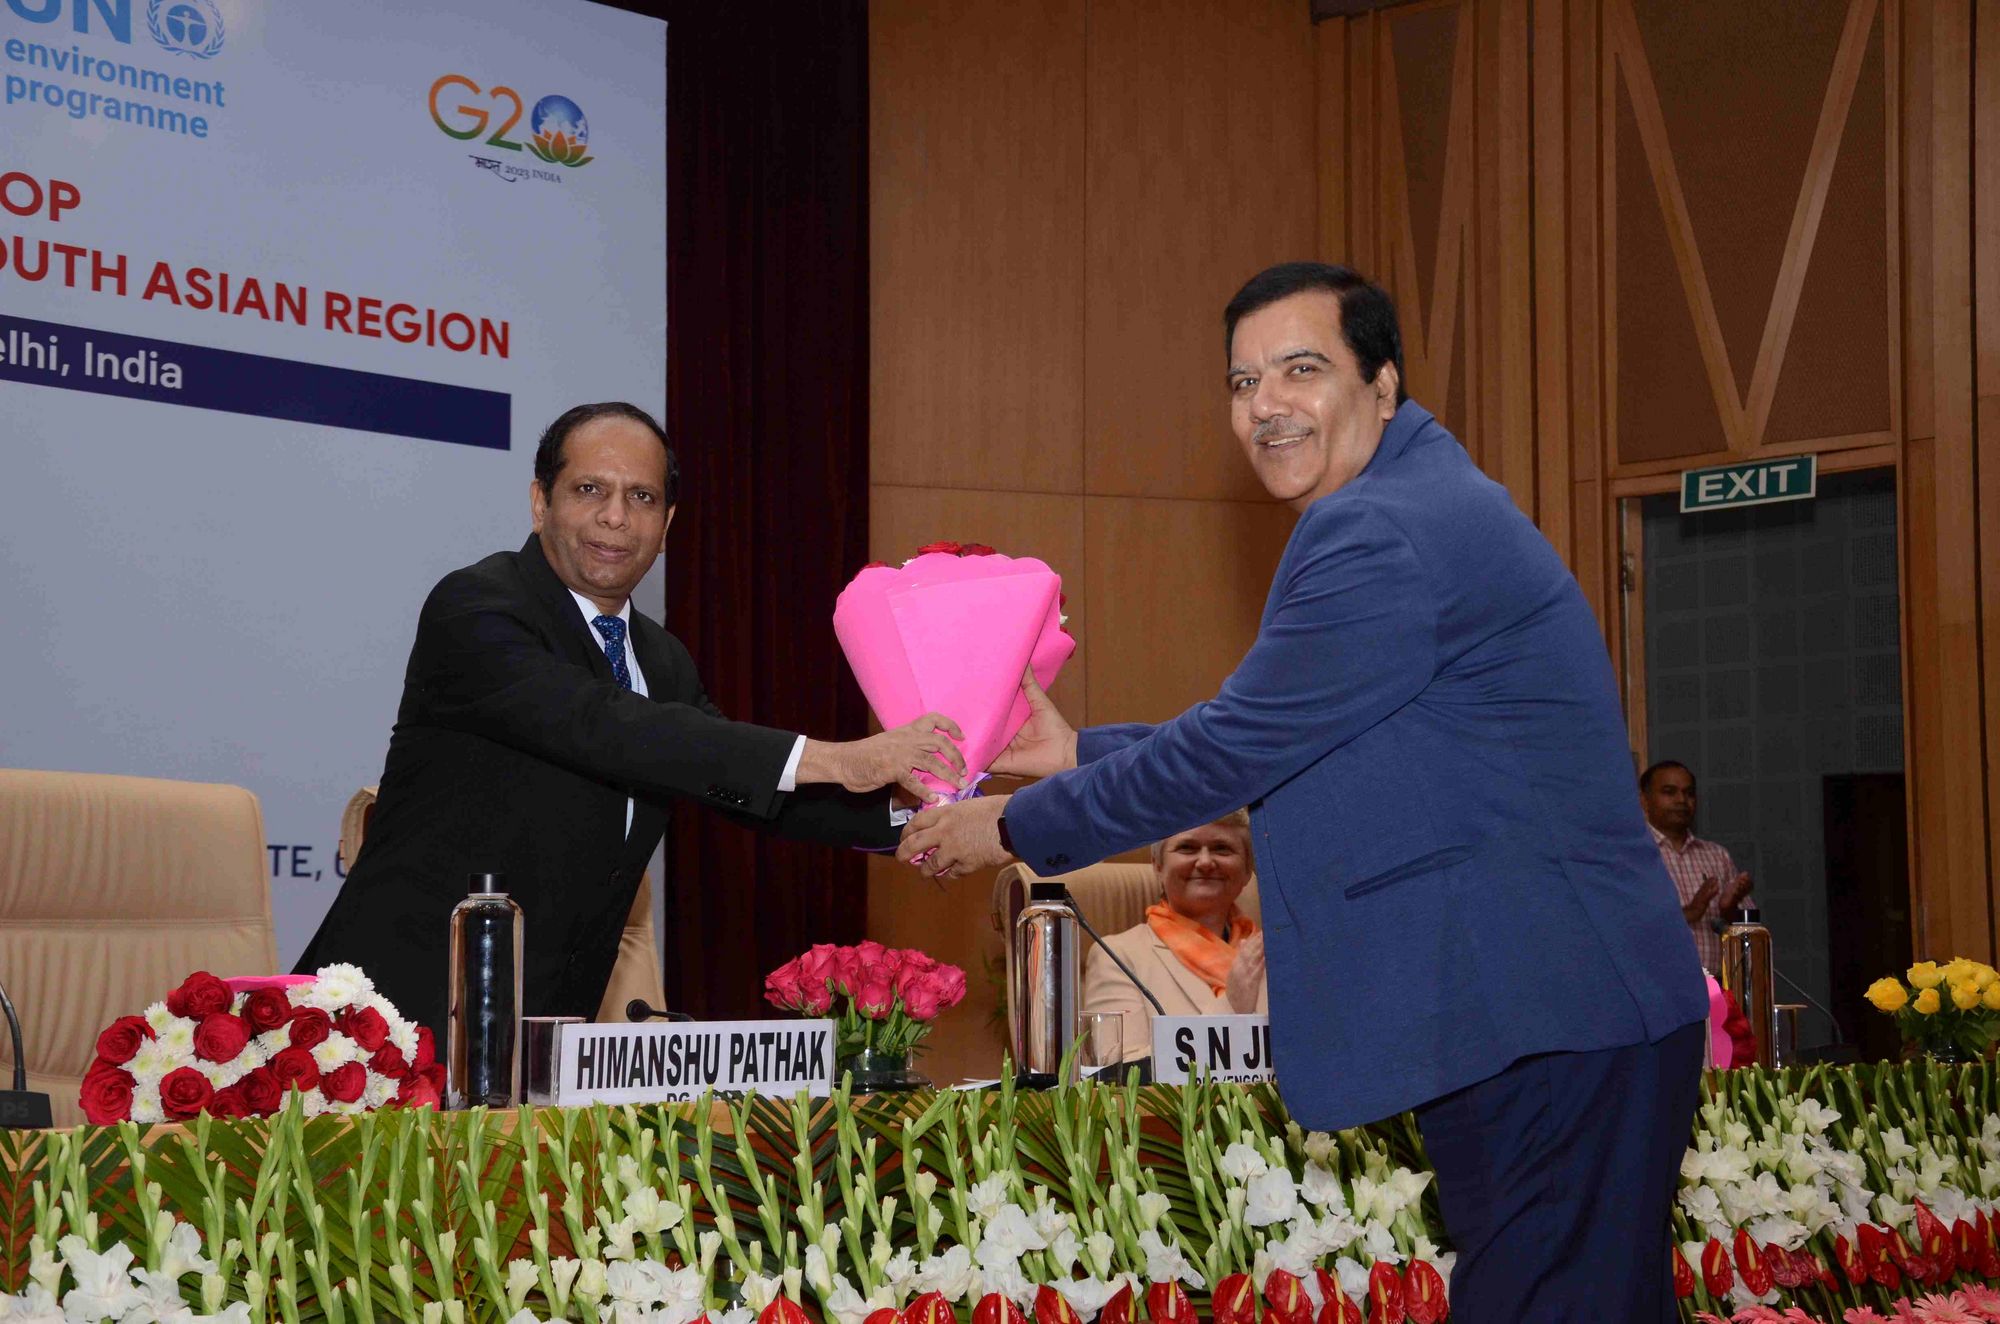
<box><xmin>1226</xmin><ymin>932</ymin><xmax>1266</xmax><ymax>1013</ymax></box>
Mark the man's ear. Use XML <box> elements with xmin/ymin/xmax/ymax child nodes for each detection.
<box><xmin>660</xmin><ymin>504</ymin><xmax>677</xmax><ymax>548</ymax></box>
<box><xmin>529</xmin><ymin>479</ymin><xmax>548</xmax><ymax>532</ymax></box>
<box><xmin>1374</xmin><ymin>365</ymin><xmax>1400</xmax><ymax>420</ymax></box>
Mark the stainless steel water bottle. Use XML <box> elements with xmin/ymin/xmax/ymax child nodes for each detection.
<box><xmin>1009</xmin><ymin>881</ymin><xmax>1079</xmax><ymax>1087</ymax></box>
<box><xmin>1718</xmin><ymin>905</ymin><xmax>1775</xmax><ymax>1069</ymax></box>
<box><xmin>447</xmin><ymin>872</ymin><xmax>523</xmax><ymax>1109</ymax></box>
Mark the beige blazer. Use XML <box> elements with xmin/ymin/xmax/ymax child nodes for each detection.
<box><xmin>1081</xmin><ymin>920</ymin><xmax>1268</xmax><ymax>1062</ymax></box>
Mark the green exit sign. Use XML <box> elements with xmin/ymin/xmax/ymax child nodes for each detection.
<box><xmin>1679</xmin><ymin>455</ymin><xmax>1818</xmax><ymax>513</ymax></box>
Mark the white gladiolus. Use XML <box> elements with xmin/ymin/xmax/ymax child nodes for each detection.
<box><xmin>156</xmin><ymin>1223</ymin><xmax>215</xmax><ymax>1283</ymax></box>
<box><xmin>912</xmin><ymin>1245</ymin><xmax>975</xmax><ymax>1302</ymax></box>
<box><xmin>1133</xmin><ymin>1191</ymin><xmax>1171</xmax><ymax>1230</ymax></box>
<box><xmin>56</xmin><ymin>1237</ymin><xmax>141</xmax><ymax>1323</ymax></box>
<box><xmin>823</xmin><ymin>1273</ymin><xmax>892</xmax><ymax>1324</ymax></box>
<box><xmin>738</xmin><ymin>1272</ymin><xmax>783</xmax><ymax>1312</ymax></box>
<box><xmin>1331</xmin><ymin>1256</ymin><xmax>1369</xmax><ymax>1306</ymax></box>
<box><xmin>1298</xmin><ymin>1164</ymin><xmax>1344</xmax><ymax>1211</ymax></box>
<box><xmin>804</xmin><ymin>1245</ymin><xmax>834</xmax><ymax>1296</ymax></box>
<box><xmin>966</xmin><ymin>1176</ymin><xmax>1012</xmax><ymax>1221</ymax></box>
<box><xmin>1136</xmin><ymin>1230</ymin><xmax>1203</xmax><ymax>1289</ymax></box>
<box><xmin>1048</xmin><ymin>1226</ymin><xmax>1079</xmax><ymax>1277</ymax></box>
<box><xmin>1218</xmin><ymin>1142</ymin><xmax>1268</xmax><ymax>1182</ymax></box>
<box><xmin>974</xmin><ymin>1206</ymin><xmax>1046</xmax><ymax>1267</ymax></box>
<box><xmin>1243</xmin><ymin>1169</ymin><xmax>1299</xmax><ymax>1227</ymax></box>
<box><xmin>1050</xmin><ymin>1276</ymin><xmax>1119</xmax><ymax>1322</ymax></box>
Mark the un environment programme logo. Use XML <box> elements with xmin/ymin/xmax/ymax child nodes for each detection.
<box><xmin>428</xmin><ymin>76</ymin><xmax>597</xmax><ymax>187</ymax></box>
<box><xmin>148</xmin><ymin>0</ymin><xmax>225</xmax><ymax>59</ymax></box>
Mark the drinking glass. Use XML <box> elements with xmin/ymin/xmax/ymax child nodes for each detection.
<box><xmin>1074</xmin><ymin>1011</ymin><xmax>1125</xmax><ymax>1081</ymax></box>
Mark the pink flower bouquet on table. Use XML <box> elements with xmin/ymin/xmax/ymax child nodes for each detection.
<box><xmin>834</xmin><ymin>541</ymin><xmax>1075</xmax><ymax>799</ymax></box>
<box><xmin>764</xmin><ymin>941</ymin><xmax>967</xmax><ymax>1068</ymax></box>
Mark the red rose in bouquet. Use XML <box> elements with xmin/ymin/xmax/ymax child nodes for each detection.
<box><xmin>165</xmin><ymin>971</ymin><xmax>232</xmax><ymax>1018</ymax></box>
<box><xmin>241</xmin><ymin>987</ymin><xmax>292</xmax><ymax>1033</ymax></box>
<box><xmin>193</xmin><ymin>1012</ymin><xmax>251</xmax><ymax>1063</ymax></box>
<box><xmin>78</xmin><ymin>964</ymin><xmax>431</xmax><ymax>1124</ymax></box>
<box><xmin>94</xmin><ymin>1015</ymin><xmax>154</xmax><ymax>1065</ymax></box>
<box><xmin>289</xmin><ymin>1007</ymin><xmax>334</xmax><ymax>1049</ymax></box>
<box><xmin>268</xmin><ymin>1046</ymin><xmax>320</xmax><ymax>1093</ymax></box>
<box><xmin>158</xmin><ymin>1066</ymin><xmax>213</xmax><ymax>1120</ymax></box>
<box><xmin>321</xmin><ymin>1061</ymin><xmax>367</xmax><ymax>1103</ymax></box>
<box><xmin>336</xmin><ymin>1005</ymin><xmax>390</xmax><ymax>1051</ymax></box>
<box><xmin>79</xmin><ymin>1062</ymin><xmax>136</xmax><ymax>1126</ymax></box>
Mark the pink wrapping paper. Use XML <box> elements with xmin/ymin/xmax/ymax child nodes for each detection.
<box><xmin>835</xmin><ymin>550</ymin><xmax>1075</xmax><ymax>796</ymax></box>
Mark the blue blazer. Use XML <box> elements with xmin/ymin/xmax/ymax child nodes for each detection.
<box><xmin>1006</xmin><ymin>401</ymin><xmax>1707</xmax><ymax>1131</ymax></box>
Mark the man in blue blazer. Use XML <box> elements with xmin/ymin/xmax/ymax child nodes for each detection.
<box><xmin>897</xmin><ymin>263</ymin><xmax>1708</xmax><ymax>1319</ymax></box>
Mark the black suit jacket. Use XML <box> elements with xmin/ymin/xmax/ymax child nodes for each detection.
<box><xmin>297</xmin><ymin>534</ymin><xmax>894</xmax><ymax>1034</ymax></box>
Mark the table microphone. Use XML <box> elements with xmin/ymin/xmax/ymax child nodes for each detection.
<box><xmin>1064</xmin><ymin>892</ymin><xmax>1168</xmax><ymax>1016</ymax></box>
<box><xmin>0</xmin><ymin>972</ymin><xmax>54</xmax><ymax>1129</ymax></box>
<box><xmin>626</xmin><ymin>999</ymin><xmax>696</xmax><ymax>1023</ymax></box>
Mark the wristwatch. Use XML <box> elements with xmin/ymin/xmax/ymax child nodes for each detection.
<box><xmin>996</xmin><ymin>809</ymin><xmax>1014</xmax><ymax>855</ymax></box>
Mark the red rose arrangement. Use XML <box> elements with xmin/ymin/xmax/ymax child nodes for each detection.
<box><xmin>80</xmin><ymin>964</ymin><xmax>443</xmax><ymax>1125</ymax></box>
<box><xmin>763</xmin><ymin>942</ymin><xmax>967</xmax><ymax>1060</ymax></box>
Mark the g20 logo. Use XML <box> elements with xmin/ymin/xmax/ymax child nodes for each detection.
<box><xmin>428</xmin><ymin>75</ymin><xmax>594</xmax><ymax>168</ymax></box>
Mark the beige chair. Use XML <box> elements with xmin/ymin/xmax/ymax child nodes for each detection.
<box><xmin>990</xmin><ymin>859</ymin><xmax>1261</xmax><ymax>963</ymax></box>
<box><xmin>0</xmin><ymin>769</ymin><xmax>278</xmax><ymax>1127</ymax></box>
<box><xmin>339</xmin><ymin>787</ymin><xmax>665</xmax><ymax>1022</ymax></box>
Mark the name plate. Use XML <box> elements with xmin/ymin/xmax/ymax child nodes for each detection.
<box><xmin>546</xmin><ymin>1019</ymin><xmax>835</xmax><ymax>1105</ymax></box>
<box><xmin>1150</xmin><ymin>1014</ymin><xmax>1275</xmax><ymax>1085</ymax></box>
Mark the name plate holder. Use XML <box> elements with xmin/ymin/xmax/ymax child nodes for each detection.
<box><xmin>1149</xmin><ymin>1014</ymin><xmax>1275</xmax><ymax>1085</ymax></box>
<box><xmin>524</xmin><ymin>1017</ymin><xmax>836</xmax><ymax>1105</ymax></box>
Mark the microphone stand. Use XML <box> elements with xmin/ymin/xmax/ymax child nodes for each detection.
<box><xmin>1066</xmin><ymin>897</ymin><xmax>1167</xmax><ymax>1015</ymax></box>
<box><xmin>0</xmin><ymin>973</ymin><xmax>54</xmax><ymax>1129</ymax></box>
<box><xmin>626</xmin><ymin>999</ymin><xmax>696</xmax><ymax>1024</ymax></box>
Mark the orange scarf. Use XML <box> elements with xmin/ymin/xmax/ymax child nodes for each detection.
<box><xmin>1146</xmin><ymin>903</ymin><xmax>1257</xmax><ymax>996</ymax></box>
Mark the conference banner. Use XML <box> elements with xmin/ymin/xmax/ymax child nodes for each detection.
<box><xmin>0</xmin><ymin>0</ymin><xmax>668</xmax><ymax>962</ymax></box>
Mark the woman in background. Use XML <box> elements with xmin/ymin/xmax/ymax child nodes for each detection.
<box><xmin>1082</xmin><ymin>809</ymin><xmax>1267</xmax><ymax>1060</ymax></box>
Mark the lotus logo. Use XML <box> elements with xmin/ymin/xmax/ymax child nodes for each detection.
<box><xmin>526</xmin><ymin>95</ymin><xmax>593</xmax><ymax>168</ymax></box>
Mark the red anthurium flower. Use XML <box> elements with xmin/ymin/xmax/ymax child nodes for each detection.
<box><xmin>1212</xmin><ymin>1273</ymin><xmax>1257</xmax><ymax>1324</ymax></box>
<box><xmin>1262</xmin><ymin>1271</ymin><xmax>1311</xmax><ymax>1324</ymax></box>
<box><xmin>1834</xmin><ymin>1234</ymin><xmax>1866</xmax><ymax>1285</ymax></box>
<box><xmin>1671</xmin><ymin>1246</ymin><xmax>1695</xmax><ymax>1299</ymax></box>
<box><xmin>864</xmin><ymin>1310</ymin><xmax>903</xmax><ymax>1324</ymax></box>
<box><xmin>975</xmin><ymin>1295</ymin><xmax>1028</xmax><ymax>1324</ymax></box>
<box><xmin>1034</xmin><ymin>1286</ymin><xmax>1082</xmax><ymax>1324</ymax></box>
<box><xmin>1913</xmin><ymin>1200</ymin><xmax>1954</xmax><ymax>1279</ymax></box>
<box><xmin>1334</xmin><ymin>1295</ymin><xmax>1363</xmax><ymax>1324</ymax></box>
<box><xmin>1365</xmin><ymin>1262</ymin><xmax>1405</xmax><ymax>1324</ymax></box>
<box><xmin>1145</xmin><ymin>1283</ymin><xmax>1196</xmax><ymax>1324</ymax></box>
<box><xmin>1700</xmin><ymin>1238</ymin><xmax>1733</xmax><ymax>1297</ymax></box>
<box><xmin>1732</xmin><ymin>1229</ymin><xmax>1773</xmax><ymax>1296</ymax></box>
<box><xmin>907</xmin><ymin>1293</ymin><xmax>953</xmax><ymax>1324</ymax></box>
<box><xmin>1768</xmin><ymin>1248</ymin><xmax>1816</xmax><ymax>1288</ymax></box>
<box><xmin>1402</xmin><ymin>1261</ymin><xmax>1446</xmax><ymax>1323</ymax></box>
<box><xmin>758</xmin><ymin>1299</ymin><xmax>811</xmax><ymax>1324</ymax></box>
<box><xmin>1810</xmin><ymin>1252</ymin><xmax>1837</xmax><ymax>1290</ymax></box>
<box><xmin>1970</xmin><ymin>1218</ymin><xmax>1994</xmax><ymax>1267</ymax></box>
<box><xmin>1099</xmin><ymin>1283</ymin><xmax>1134</xmax><ymax>1324</ymax></box>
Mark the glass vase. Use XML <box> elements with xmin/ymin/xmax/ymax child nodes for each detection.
<box><xmin>837</xmin><ymin>1048</ymin><xmax>930</xmax><ymax>1092</ymax></box>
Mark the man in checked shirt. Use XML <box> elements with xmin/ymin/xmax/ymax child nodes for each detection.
<box><xmin>1641</xmin><ymin>760</ymin><xmax>1755</xmax><ymax>972</ymax></box>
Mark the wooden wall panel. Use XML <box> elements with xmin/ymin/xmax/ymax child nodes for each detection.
<box><xmin>869</xmin><ymin>0</ymin><xmax>1087</xmax><ymax>495</ymax></box>
<box><xmin>1082</xmin><ymin>497</ymin><xmax>1298</xmax><ymax>727</ymax></box>
<box><xmin>1082</xmin><ymin>0</ymin><xmax>1318</xmax><ymax>503</ymax></box>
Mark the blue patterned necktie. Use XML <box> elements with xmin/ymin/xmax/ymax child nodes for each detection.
<box><xmin>591</xmin><ymin>614</ymin><xmax>632</xmax><ymax>689</ymax></box>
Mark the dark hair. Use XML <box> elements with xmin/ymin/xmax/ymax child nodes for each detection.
<box><xmin>1639</xmin><ymin>760</ymin><xmax>1694</xmax><ymax>792</ymax></box>
<box><xmin>1223</xmin><ymin>262</ymin><xmax>1408</xmax><ymax>406</ymax></box>
<box><xmin>533</xmin><ymin>402</ymin><xmax>679</xmax><ymax>505</ymax></box>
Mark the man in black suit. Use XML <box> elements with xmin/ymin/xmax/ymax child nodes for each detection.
<box><xmin>298</xmin><ymin>402</ymin><xmax>963</xmax><ymax>1034</ymax></box>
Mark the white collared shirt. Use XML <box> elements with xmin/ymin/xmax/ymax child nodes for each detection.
<box><xmin>568</xmin><ymin>591</ymin><xmax>806</xmax><ymax>836</ymax></box>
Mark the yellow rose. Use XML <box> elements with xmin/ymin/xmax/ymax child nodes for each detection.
<box><xmin>1977</xmin><ymin>965</ymin><xmax>2000</xmax><ymax>990</ymax></box>
<box><xmin>1984</xmin><ymin>982</ymin><xmax>2000</xmax><ymax>1011</ymax></box>
<box><xmin>1908</xmin><ymin>961</ymin><xmax>1947</xmax><ymax>990</ymax></box>
<box><xmin>1867</xmin><ymin>978</ymin><xmax>1910</xmax><ymax>1013</ymax></box>
<box><xmin>1952</xmin><ymin>981</ymin><xmax>1982</xmax><ymax>1010</ymax></box>
<box><xmin>1943</xmin><ymin>958</ymin><xmax>1979</xmax><ymax>987</ymax></box>
<box><xmin>1915</xmin><ymin>987</ymin><xmax>1942</xmax><ymax>1014</ymax></box>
